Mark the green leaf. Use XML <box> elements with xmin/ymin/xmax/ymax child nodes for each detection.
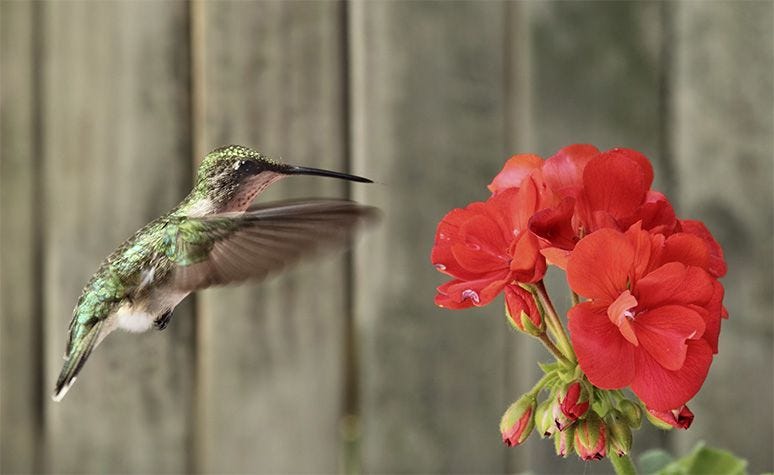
<box><xmin>639</xmin><ymin>449</ymin><xmax>674</xmax><ymax>474</ymax></box>
<box><xmin>643</xmin><ymin>442</ymin><xmax>748</xmax><ymax>475</ymax></box>
<box><xmin>680</xmin><ymin>445</ymin><xmax>747</xmax><ymax>475</ymax></box>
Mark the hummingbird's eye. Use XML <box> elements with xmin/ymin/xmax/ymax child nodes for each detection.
<box><xmin>234</xmin><ymin>159</ymin><xmax>261</xmax><ymax>175</ymax></box>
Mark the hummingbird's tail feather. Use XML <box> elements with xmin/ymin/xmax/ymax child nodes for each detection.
<box><xmin>53</xmin><ymin>320</ymin><xmax>104</xmax><ymax>401</ymax></box>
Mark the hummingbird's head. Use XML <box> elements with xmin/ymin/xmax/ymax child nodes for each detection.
<box><xmin>188</xmin><ymin>144</ymin><xmax>371</xmax><ymax>214</ymax></box>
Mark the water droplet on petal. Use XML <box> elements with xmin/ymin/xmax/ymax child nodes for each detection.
<box><xmin>434</xmin><ymin>263</ymin><xmax>447</xmax><ymax>271</ymax></box>
<box><xmin>438</xmin><ymin>233</ymin><xmax>449</xmax><ymax>241</ymax></box>
<box><xmin>461</xmin><ymin>289</ymin><xmax>480</xmax><ymax>304</ymax></box>
<box><xmin>467</xmin><ymin>242</ymin><xmax>481</xmax><ymax>251</ymax></box>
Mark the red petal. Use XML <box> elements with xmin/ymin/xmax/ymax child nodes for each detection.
<box><xmin>680</xmin><ymin>219</ymin><xmax>727</xmax><ymax>278</ymax></box>
<box><xmin>488</xmin><ymin>154</ymin><xmax>544</xmax><ymax>194</ymax></box>
<box><xmin>636</xmin><ymin>263</ymin><xmax>714</xmax><ymax>309</ymax></box>
<box><xmin>529</xmin><ymin>197</ymin><xmax>577</xmax><ymax>250</ymax></box>
<box><xmin>435</xmin><ymin>273</ymin><xmax>510</xmax><ymax>309</ymax></box>
<box><xmin>509</xmin><ymin>231</ymin><xmax>546</xmax><ymax>283</ymax></box>
<box><xmin>606</xmin><ymin>148</ymin><xmax>654</xmax><ymax>189</ymax></box>
<box><xmin>567</xmin><ymin>229</ymin><xmax>634</xmax><ymax>301</ymax></box>
<box><xmin>540</xmin><ymin>247</ymin><xmax>570</xmax><ymax>270</ymax></box>
<box><xmin>660</xmin><ymin>233</ymin><xmax>710</xmax><ymax>271</ymax></box>
<box><xmin>569</xmin><ymin>302</ymin><xmax>636</xmax><ymax>389</ymax></box>
<box><xmin>638</xmin><ymin>191</ymin><xmax>678</xmax><ymax>234</ymax></box>
<box><xmin>633</xmin><ymin>305</ymin><xmax>706</xmax><ymax>370</ymax></box>
<box><xmin>631</xmin><ymin>339</ymin><xmax>713</xmax><ymax>411</ymax></box>
<box><xmin>582</xmin><ymin>152</ymin><xmax>649</xmax><ymax>224</ymax></box>
<box><xmin>542</xmin><ymin>144</ymin><xmax>600</xmax><ymax>198</ymax></box>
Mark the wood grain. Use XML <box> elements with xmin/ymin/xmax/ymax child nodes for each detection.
<box><xmin>0</xmin><ymin>2</ymin><xmax>42</xmax><ymax>472</ymax></box>
<box><xmin>350</xmin><ymin>2</ymin><xmax>515</xmax><ymax>471</ymax></box>
<box><xmin>670</xmin><ymin>2</ymin><xmax>773</xmax><ymax>472</ymax></box>
<box><xmin>194</xmin><ymin>1</ymin><xmax>350</xmax><ymax>471</ymax></box>
<box><xmin>41</xmin><ymin>2</ymin><xmax>194</xmax><ymax>472</ymax></box>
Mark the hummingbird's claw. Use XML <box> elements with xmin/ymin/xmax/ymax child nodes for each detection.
<box><xmin>154</xmin><ymin>310</ymin><xmax>173</xmax><ymax>331</ymax></box>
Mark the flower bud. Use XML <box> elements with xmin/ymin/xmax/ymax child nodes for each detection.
<box><xmin>607</xmin><ymin>417</ymin><xmax>633</xmax><ymax>456</ymax></box>
<box><xmin>559</xmin><ymin>381</ymin><xmax>590</xmax><ymax>421</ymax></box>
<box><xmin>500</xmin><ymin>394</ymin><xmax>536</xmax><ymax>447</ymax></box>
<box><xmin>554</xmin><ymin>424</ymin><xmax>575</xmax><ymax>457</ymax></box>
<box><xmin>553</xmin><ymin>398</ymin><xmax>574</xmax><ymax>431</ymax></box>
<box><xmin>574</xmin><ymin>413</ymin><xmax>607</xmax><ymax>461</ymax></box>
<box><xmin>534</xmin><ymin>399</ymin><xmax>555</xmax><ymax>438</ymax></box>
<box><xmin>618</xmin><ymin>399</ymin><xmax>642</xmax><ymax>429</ymax></box>
<box><xmin>504</xmin><ymin>284</ymin><xmax>544</xmax><ymax>336</ymax></box>
<box><xmin>646</xmin><ymin>405</ymin><xmax>694</xmax><ymax>430</ymax></box>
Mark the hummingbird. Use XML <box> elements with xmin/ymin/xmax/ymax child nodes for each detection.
<box><xmin>53</xmin><ymin>144</ymin><xmax>377</xmax><ymax>401</ymax></box>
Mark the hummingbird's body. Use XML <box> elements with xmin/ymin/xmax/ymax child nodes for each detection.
<box><xmin>54</xmin><ymin>145</ymin><xmax>375</xmax><ymax>401</ymax></box>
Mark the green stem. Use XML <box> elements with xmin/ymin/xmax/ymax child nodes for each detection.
<box><xmin>529</xmin><ymin>371</ymin><xmax>555</xmax><ymax>396</ymax></box>
<box><xmin>535</xmin><ymin>281</ymin><xmax>576</xmax><ymax>363</ymax></box>
<box><xmin>537</xmin><ymin>333</ymin><xmax>571</xmax><ymax>367</ymax></box>
<box><xmin>609</xmin><ymin>453</ymin><xmax>637</xmax><ymax>475</ymax></box>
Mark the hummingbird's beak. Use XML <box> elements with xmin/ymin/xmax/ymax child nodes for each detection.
<box><xmin>284</xmin><ymin>165</ymin><xmax>373</xmax><ymax>183</ymax></box>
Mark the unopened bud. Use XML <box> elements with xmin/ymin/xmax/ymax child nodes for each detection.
<box><xmin>559</xmin><ymin>381</ymin><xmax>590</xmax><ymax>421</ymax></box>
<box><xmin>500</xmin><ymin>394</ymin><xmax>536</xmax><ymax>447</ymax></box>
<box><xmin>618</xmin><ymin>399</ymin><xmax>642</xmax><ymax>429</ymax></box>
<box><xmin>554</xmin><ymin>424</ymin><xmax>575</xmax><ymax>457</ymax></box>
<box><xmin>534</xmin><ymin>399</ymin><xmax>555</xmax><ymax>438</ymax></box>
<box><xmin>607</xmin><ymin>417</ymin><xmax>633</xmax><ymax>456</ymax></box>
<box><xmin>646</xmin><ymin>405</ymin><xmax>694</xmax><ymax>430</ymax></box>
<box><xmin>574</xmin><ymin>413</ymin><xmax>606</xmax><ymax>461</ymax></box>
<box><xmin>504</xmin><ymin>284</ymin><xmax>544</xmax><ymax>336</ymax></box>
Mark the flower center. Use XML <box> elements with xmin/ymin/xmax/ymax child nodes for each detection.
<box><xmin>607</xmin><ymin>289</ymin><xmax>639</xmax><ymax>346</ymax></box>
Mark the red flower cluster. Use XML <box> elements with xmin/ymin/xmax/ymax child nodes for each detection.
<box><xmin>431</xmin><ymin>144</ymin><xmax>727</xmax><ymax>415</ymax></box>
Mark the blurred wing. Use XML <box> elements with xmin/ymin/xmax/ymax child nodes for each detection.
<box><xmin>169</xmin><ymin>199</ymin><xmax>378</xmax><ymax>291</ymax></box>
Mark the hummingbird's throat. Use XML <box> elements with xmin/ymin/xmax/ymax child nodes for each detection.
<box><xmin>223</xmin><ymin>172</ymin><xmax>285</xmax><ymax>212</ymax></box>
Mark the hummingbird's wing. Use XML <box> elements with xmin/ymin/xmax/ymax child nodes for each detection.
<box><xmin>168</xmin><ymin>199</ymin><xmax>378</xmax><ymax>291</ymax></box>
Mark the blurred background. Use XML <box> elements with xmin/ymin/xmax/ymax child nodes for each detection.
<box><xmin>1</xmin><ymin>1</ymin><xmax>772</xmax><ymax>473</ymax></box>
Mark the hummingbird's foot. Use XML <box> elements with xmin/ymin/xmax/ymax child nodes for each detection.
<box><xmin>154</xmin><ymin>310</ymin><xmax>173</xmax><ymax>331</ymax></box>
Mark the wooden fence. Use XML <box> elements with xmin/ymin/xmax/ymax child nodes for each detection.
<box><xmin>1</xmin><ymin>1</ymin><xmax>771</xmax><ymax>473</ymax></box>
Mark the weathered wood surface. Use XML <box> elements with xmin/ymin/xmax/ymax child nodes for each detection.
<box><xmin>40</xmin><ymin>1</ymin><xmax>194</xmax><ymax>472</ymax></box>
<box><xmin>194</xmin><ymin>1</ymin><xmax>350</xmax><ymax>472</ymax></box>
<box><xmin>670</xmin><ymin>2</ymin><xmax>773</xmax><ymax>472</ymax></box>
<box><xmin>350</xmin><ymin>1</ymin><xmax>515</xmax><ymax>471</ymax></box>
<box><xmin>0</xmin><ymin>1</ymin><xmax>771</xmax><ymax>473</ymax></box>
<box><xmin>0</xmin><ymin>2</ymin><xmax>41</xmax><ymax>472</ymax></box>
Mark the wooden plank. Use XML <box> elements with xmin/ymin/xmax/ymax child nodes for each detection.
<box><xmin>517</xmin><ymin>2</ymin><xmax>670</xmax><ymax>472</ymax></box>
<box><xmin>0</xmin><ymin>2</ymin><xmax>42</xmax><ymax>472</ymax></box>
<box><xmin>350</xmin><ymin>2</ymin><xmax>514</xmax><ymax>471</ymax></box>
<box><xmin>41</xmin><ymin>2</ymin><xmax>195</xmax><ymax>472</ymax></box>
<box><xmin>194</xmin><ymin>1</ymin><xmax>350</xmax><ymax>471</ymax></box>
<box><xmin>670</xmin><ymin>2</ymin><xmax>773</xmax><ymax>472</ymax></box>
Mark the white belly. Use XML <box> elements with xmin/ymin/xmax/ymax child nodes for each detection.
<box><xmin>114</xmin><ymin>304</ymin><xmax>156</xmax><ymax>333</ymax></box>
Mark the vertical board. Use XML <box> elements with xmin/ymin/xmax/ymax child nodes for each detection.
<box><xmin>42</xmin><ymin>2</ymin><xmax>195</xmax><ymax>472</ymax></box>
<box><xmin>671</xmin><ymin>2</ymin><xmax>773</xmax><ymax>472</ymax></box>
<box><xmin>519</xmin><ymin>2</ymin><xmax>669</xmax><ymax>472</ymax></box>
<box><xmin>195</xmin><ymin>1</ymin><xmax>349</xmax><ymax>471</ymax></box>
<box><xmin>350</xmin><ymin>2</ymin><xmax>514</xmax><ymax>471</ymax></box>
<box><xmin>0</xmin><ymin>2</ymin><xmax>41</xmax><ymax>472</ymax></box>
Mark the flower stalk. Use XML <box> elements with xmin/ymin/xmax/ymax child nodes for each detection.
<box><xmin>535</xmin><ymin>281</ymin><xmax>576</xmax><ymax>363</ymax></box>
<box><xmin>609</xmin><ymin>453</ymin><xmax>637</xmax><ymax>475</ymax></box>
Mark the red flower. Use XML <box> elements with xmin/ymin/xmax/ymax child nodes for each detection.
<box><xmin>432</xmin><ymin>174</ymin><xmax>549</xmax><ymax>309</ymax></box>
<box><xmin>647</xmin><ymin>405</ymin><xmax>694</xmax><ymax>430</ymax></box>
<box><xmin>531</xmin><ymin>147</ymin><xmax>681</xmax><ymax>269</ymax></box>
<box><xmin>566</xmin><ymin>224</ymin><xmax>722</xmax><ymax>410</ymax></box>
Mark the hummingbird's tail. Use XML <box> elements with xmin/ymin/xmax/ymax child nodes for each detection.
<box><xmin>53</xmin><ymin>320</ymin><xmax>104</xmax><ymax>401</ymax></box>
